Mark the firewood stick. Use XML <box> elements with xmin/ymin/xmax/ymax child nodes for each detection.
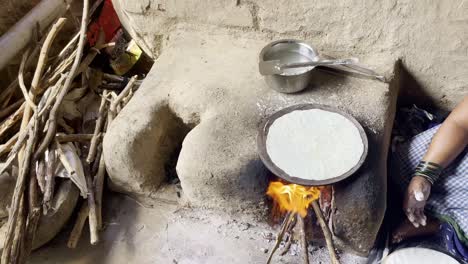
<box><xmin>67</xmin><ymin>202</ymin><xmax>89</xmax><ymax>248</ymax></box>
<box><xmin>0</xmin><ymin>87</ymin><xmax>52</xmax><ymax>176</ymax></box>
<box><xmin>56</xmin><ymin>133</ymin><xmax>95</xmax><ymax>143</ymax></box>
<box><xmin>0</xmin><ymin>132</ymin><xmax>19</xmax><ymax>156</ymax></box>
<box><xmin>94</xmin><ymin>151</ymin><xmax>106</xmax><ymax>230</ymax></box>
<box><xmin>86</xmin><ymin>167</ymin><xmax>99</xmax><ymax>245</ymax></box>
<box><xmin>121</xmin><ymin>88</ymin><xmax>134</xmax><ymax>108</ymax></box>
<box><xmin>91</xmin><ymin>145</ymin><xmax>102</xmax><ymax>176</ymax></box>
<box><xmin>43</xmin><ymin>148</ymin><xmax>56</xmax><ymax>213</ymax></box>
<box><xmin>279</xmin><ymin>235</ymin><xmax>293</xmax><ymax>256</ymax></box>
<box><xmin>279</xmin><ymin>216</ymin><xmax>296</xmax><ymax>256</ymax></box>
<box><xmin>108</xmin><ymin>75</ymin><xmax>138</xmax><ymax>122</ymax></box>
<box><xmin>87</xmin><ymin>91</ymin><xmax>108</xmax><ymax>163</ymax></box>
<box><xmin>311</xmin><ymin>200</ymin><xmax>340</xmax><ymax>264</ymax></box>
<box><xmin>10</xmin><ymin>194</ymin><xmax>26</xmax><ymax>264</ymax></box>
<box><xmin>0</xmin><ymin>99</ymin><xmax>24</xmax><ymax>121</ymax></box>
<box><xmin>21</xmin><ymin>174</ymin><xmax>42</xmax><ymax>263</ymax></box>
<box><xmin>0</xmin><ymin>116</ymin><xmax>36</xmax><ymax>177</ymax></box>
<box><xmin>58</xmin><ymin>33</ymin><xmax>79</xmax><ymax>60</ymax></box>
<box><xmin>57</xmin><ymin>0</ymin><xmax>103</xmax><ymax>62</ymax></box>
<box><xmin>17</xmin><ymin>19</ymin><xmax>67</xmax><ymax>227</ymax></box>
<box><xmin>47</xmin><ymin>50</ymin><xmax>76</xmax><ymax>84</ymax></box>
<box><xmin>267</xmin><ymin>212</ymin><xmax>294</xmax><ymax>264</ymax></box>
<box><xmin>18</xmin><ymin>48</ymin><xmax>38</xmax><ymax>111</ymax></box>
<box><xmin>103</xmin><ymin>73</ymin><xmax>125</xmax><ymax>82</ymax></box>
<box><xmin>35</xmin><ymin>159</ymin><xmax>46</xmax><ymax>194</ymax></box>
<box><xmin>77</xmin><ymin>30</ymin><xmax>106</xmax><ymax>76</ymax></box>
<box><xmin>0</xmin><ymin>104</ymin><xmax>24</xmax><ymax>140</ymax></box>
<box><xmin>1</xmin><ymin>120</ymin><xmax>37</xmax><ymax>263</ymax></box>
<box><xmin>35</xmin><ymin>0</ymin><xmax>89</xmax><ymax>159</ymax></box>
<box><xmin>30</xmin><ymin>17</ymin><xmax>67</xmax><ymax>94</ymax></box>
<box><xmin>38</xmin><ymin>73</ymin><xmax>67</xmax><ymax>119</ymax></box>
<box><xmin>18</xmin><ymin>17</ymin><xmax>67</xmax><ymax>146</ymax></box>
<box><xmin>297</xmin><ymin>215</ymin><xmax>309</xmax><ymax>264</ymax></box>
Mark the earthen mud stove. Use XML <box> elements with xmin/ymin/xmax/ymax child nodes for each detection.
<box><xmin>103</xmin><ymin>24</ymin><xmax>399</xmax><ymax>255</ymax></box>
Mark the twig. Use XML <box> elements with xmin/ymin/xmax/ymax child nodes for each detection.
<box><xmin>0</xmin><ymin>117</ymin><xmax>36</xmax><ymax>177</ymax></box>
<box><xmin>87</xmin><ymin>91</ymin><xmax>108</xmax><ymax>163</ymax></box>
<box><xmin>1</xmin><ymin>120</ymin><xmax>37</xmax><ymax>263</ymax></box>
<box><xmin>0</xmin><ymin>81</ymin><xmax>51</xmax><ymax>173</ymax></box>
<box><xmin>297</xmin><ymin>215</ymin><xmax>309</xmax><ymax>264</ymax></box>
<box><xmin>18</xmin><ymin>48</ymin><xmax>38</xmax><ymax>110</ymax></box>
<box><xmin>0</xmin><ymin>104</ymin><xmax>25</xmax><ymax>141</ymax></box>
<box><xmin>103</xmin><ymin>73</ymin><xmax>125</xmax><ymax>82</ymax></box>
<box><xmin>0</xmin><ymin>99</ymin><xmax>24</xmax><ymax>121</ymax></box>
<box><xmin>267</xmin><ymin>212</ymin><xmax>294</xmax><ymax>264</ymax></box>
<box><xmin>279</xmin><ymin>217</ymin><xmax>297</xmax><ymax>256</ymax></box>
<box><xmin>108</xmin><ymin>75</ymin><xmax>138</xmax><ymax>122</ymax></box>
<box><xmin>77</xmin><ymin>29</ymin><xmax>106</xmax><ymax>75</ymax></box>
<box><xmin>43</xmin><ymin>148</ymin><xmax>56</xmax><ymax>213</ymax></box>
<box><xmin>58</xmin><ymin>32</ymin><xmax>79</xmax><ymax>60</ymax></box>
<box><xmin>38</xmin><ymin>73</ymin><xmax>67</xmax><ymax>119</ymax></box>
<box><xmin>0</xmin><ymin>132</ymin><xmax>19</xmax><ymax>157</ymax></box>
<box><xmin>311</xmin><ymin>201</ymin><xmax>340</xmax><ymax>264</ymax></box>
<box><xmin>94</xmin><ymin>151</ymin><xmax>106</xmax><ymax>230</ymax></box>
<box><xmin>56</xmin><ymin>133</ymin><xmax>95</xmax><ymax>143</ymax></box>
<box><xmin>67</xmin><ymin>202</ymin><xmax>89</xmax><ymax>248</ymax></box>
<box><xmin>35</xmin><ymin>159</ymin><xmax>46</xmax><ymax>194</ymax></box>
<box><xmin>121</xmin><ymin>88</ymin><xmax>135</xmax><ymax>108</ymax></box>
<box><xmin>10</xmin><ymin>194</ymin><xmax>26</xmax><ymax>264</ymax></box>
<box><xmin>279</xmin><ymin>235</ymin><xmax>293</xmax><ymax>256</ymax></box>
<box><xmin>18</xmin><ymin>17</ymin><xmax>67</xmax><ymax>145</ymax></box>
<box><xmin>91</xmin><ymin>145</ymin><xmax>102</xmax><ymax>176</ymax></box>
<box><xmin>21</xmin><ymin>173</ymin><xmax>42</xmax><ymax>263</ymax></box>
<box><xmin>85</xmin><ymin>164</ymin><xmax>99</xmax><ymax>245</ymax></box>
<box><xmin>54</xmin><ymin>0</ymin><xmax>103</xmax><ymax>63</ymax></box>
<box><xmin>35</xmin><ymin>0</ymin><xmax>90</xmax><ymax>159</ymax></box>
<box><xmin>47</xmin><ymin>50</ymin><xmax>76</xmax><ymax>85</ymax></box>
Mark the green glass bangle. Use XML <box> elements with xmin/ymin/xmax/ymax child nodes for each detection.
<box><xmin>413</xmin><ymin>160</ymin><xmax>443</xmax><ymax>184</ymax></box>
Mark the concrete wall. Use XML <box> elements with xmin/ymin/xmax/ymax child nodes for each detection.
<box><xmin>113</xmin><ymin>0</ymin><xmax>467</xmax><ymax>109</ymax></box>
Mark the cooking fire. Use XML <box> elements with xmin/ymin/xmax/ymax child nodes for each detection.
<box><xmin>265</xmin><ymin>181</ymin><xmax>339</xmax><ymax>264</ymax></box>
<box><xmin>257</xmin><ymin>103</ymin><xmax>369</xmax><ymax>264</ymax></box>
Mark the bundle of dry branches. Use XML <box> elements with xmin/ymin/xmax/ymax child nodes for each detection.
<box><xmin>266</xmin><ymin>202</ymin><xmax>341</xmax><ymax>264</ymax></box>
<box><xmin>0</xmin><ymin>0</ymin><xmax>142</xmax><ymax>262</ymax></box>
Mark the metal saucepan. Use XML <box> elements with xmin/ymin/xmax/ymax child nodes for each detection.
<box><xmin>259</xmin><ymin>39</ymin><xmax>385</xmax><ymax>93</ymax></box>
<box><xmin>257</xmin><ymin>104</ymin><xmax>369</xmax><ymax>186</ymax></box>
<box><xmin>259</xmin><ymin>39</ymin><xmax>319</xmax><ymax>93</ymax></box>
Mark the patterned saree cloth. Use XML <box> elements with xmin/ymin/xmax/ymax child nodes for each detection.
<box><xmin>393</xmin><ymin>124</ymin><xmax>468</xmax><ymax>261</ymax></box>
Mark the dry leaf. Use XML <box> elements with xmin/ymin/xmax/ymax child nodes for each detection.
<box><xmin>54</xmin><ymin>143</ymin><xmax>88</xmax><ymax>198</ymax></box>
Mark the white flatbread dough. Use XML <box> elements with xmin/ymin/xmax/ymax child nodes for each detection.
<box><xmin>384</xmin><ymin>247</ymin><xmax>459</xmax><ymax>264</ymax></box>
<box><xmin>266</xmin><ymin>109</ymin><xmax>364</xmax><ymax>181</ymax></box>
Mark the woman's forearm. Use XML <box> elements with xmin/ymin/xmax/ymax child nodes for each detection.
<box><xmin>422</xmin><ymin>96</ymin><xmax>468</xmax><ymax>167</ymax></box>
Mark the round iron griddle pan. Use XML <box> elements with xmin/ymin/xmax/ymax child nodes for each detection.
<box><xmin>257</xmin><ymin>104</ymin><xmax>369</xmax><ymax>186</ymax></box>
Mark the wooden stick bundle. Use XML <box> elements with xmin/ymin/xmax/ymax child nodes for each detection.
<box><xmin>0</xmin><ymin>0</ymin><xmax>145</xmax><ymax>261</ymax></box>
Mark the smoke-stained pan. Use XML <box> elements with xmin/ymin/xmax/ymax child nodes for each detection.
<box><xmin>257</xmin><ymin>104</ymin><xmax>368</xmax><ymax>186</ymax></box>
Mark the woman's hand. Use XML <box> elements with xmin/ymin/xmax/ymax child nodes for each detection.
<box><xmin>403</xmin><ymin>176</ymin><xmax>432</xmax><ymax>228</ymax></box>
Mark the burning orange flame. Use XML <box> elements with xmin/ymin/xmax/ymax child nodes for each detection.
<box><xmin>267</xmin><ymin>181</ymin><xmax>320</xmax><ymax>218</ymax></box>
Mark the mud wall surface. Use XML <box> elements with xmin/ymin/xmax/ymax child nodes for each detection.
<box><xmin>113</xmin><ymin>0</ymin><xmax>467</xmax><ymax>109</ymax></box>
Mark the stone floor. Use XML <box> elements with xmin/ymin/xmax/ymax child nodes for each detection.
<box><xmin>29</xmin><ymin>185</ymin><xmax>367</xmax><ymax>264</ymax></box>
